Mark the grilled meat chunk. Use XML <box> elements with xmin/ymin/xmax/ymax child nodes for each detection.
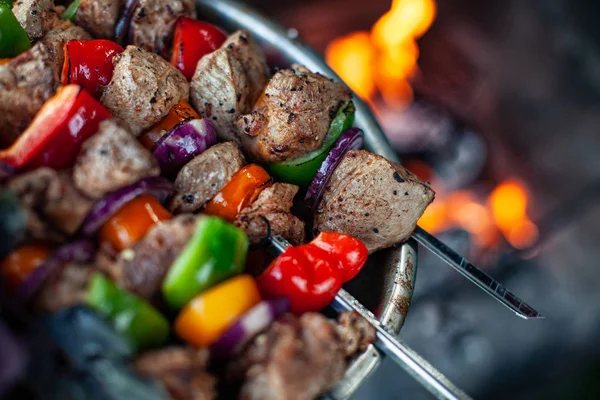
<box><xmin>235</xmin><ymin>183</ymin><xmax>305</xmax><ymax>246</ymax></box>
<box><xmin>73</xmin><ymin>120</ymin><xmax>160</xmax><ymax>199</ymax></box>
<box><xmin>238</xmin><ymin>64</ymin><xmax>352</xmax><ymax>164</ymax></box>
<box><xmin>135</xmin><ymin>347</ymin><xmax>216</xmax><ymax>400</ymax></box>
<box><xmin>108</xmin><ymin>214</ymin><xmax>198</xmax><ymax>301</ymax></box>
<box><xmin>190</xmin><ymin>31</ymin><xmax>269</xmax><ymax>143</ymax></box>
<box><xmin>35</xmin><ymin>262</ymin><xmax>95</xmax><ymax>313</ymax></box>
<box><xmin>170</xmin><ymin>142</ymin><xmax>246</xmax><ymax>214</ymax></box>
<box><xmin>75</xmin><ymin>0</ymin><xmax>120</xmax><ymax>39</ymax></box>
<box><xmin>228</xmin><ymin>313</ymin><xmax>347</xmax><ymax>400</ymax></box>
<box><xmin>129</xmin><ymin>0</ymin><xmax>196</xmax><ymax>57</ymax></box>
<box><xmin>8</xmin><ymin>168</ymin><xmax>93</xmax><ymax>242</ymax></box>
<box><xmin>314</xmin><ymin>150</ymin><xmax>435</xmax><ymax>253</ymax></box>
<box><xmin>101</xmin><ymin>46</ymin><xmax>189</xmax><ymax>136</ymax></box>
<box><xmin>41</xmin><ymin>20</ymin><xmax>93</xmax><ymax>67</ymax></box>
<box><xmin>336</xmin><ymin>311</ymin><xmax>376</xmax><ymax>358</ymax></box>
<box><xmin>0</xmin><ymin>42</ymin><xmax>60</xmax><ymax>147</ymax></box>
<box><xmin>12</xmin><ymin>0</ymin><xmax>61</xmax><ymax>41</ymax></box>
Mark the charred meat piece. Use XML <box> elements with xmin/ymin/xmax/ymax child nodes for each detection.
<box><xmin>336</xmin><ymin>311</ymin><xmax>376</xmax><ymax>358</ymax></box>
<box><xmin>314</xmin><ymin>150</ymin><xmax>435</xmax><ymax>254</ymax></box>
<box><xmin>114</xmin><ymin>214</ymin><xmax>197</xmax><ymax>301</ymax></box>
<box><xmin>41</xmin><ymin>20</ymin><xmax>93</xmax><ymax>69</ymax></box>
<box><xmin>129</xmin><ymin>0</ymin><xmax>196</xmax><ymax>57</ymax></box>
<box><xmin>238</xmin><ymin>64</ymin><xmax>352</xmax><ymax>164</ymax></box>
<box><xmin>34</xmin><ymin>262</ymin><xmax>95</xmax><ymax>313</ymax></box>
<box><xmin>234</xmin><ymin>183</ymin><xmax>305</xmax><ymax>246</ymax></box>
<box><xmin>75</xmin><ymin>0</ymin><xmax>120</xmax><ymax>39</ymax></box>
<box><xmin>101</xmin><ymin>46</ymin><xmax>189</xmax><ymax>136</ymax></box>
<box><xmin>170</xmin><ymin>142</ymin><xmax>246</xmax><ymax>214</ymax></box>
<box><xmin>190</xmin><ymin>30</ymin><xmax>269</xmax><ymax>143</ymax></box>
<box><xmin>134</xmin><ymin>347</ymin><xmax>216</xmax><ymax>400</ymax></box>
<box><xmin>0</xmin><ymin>42</ymin><xmax>60</xmax><ymax>147</ymax></box>
<box><xmin>228</xmin><ymin>313</ymin><xmax>347</xmax><ymax>400</ymax></box>
<box><xmin>12</xmin><ymin>0</ymin><xmax>61</xmax><ymax>41</ymax></box>
<box><xmin>7</xmin><ymin>168</ymin><xmax>93</xmax><ymax>242</ymax></box>
<box><xmin>73</xmin><ymin>120</ymin><xmax>160</xmax><ymax>199</ymax></box>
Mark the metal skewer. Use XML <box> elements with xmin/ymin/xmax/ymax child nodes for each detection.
<box><xmin>268</xmin><ymin>236</ymin><xmax>473</xmax><ymax>400</ymax></box>
<box><xmin>412</xmin><ymin>227</ymin><xmax>543</xmax><ymax>319</ymax></box>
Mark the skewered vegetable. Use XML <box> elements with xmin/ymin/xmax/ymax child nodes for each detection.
<box><xmin>171</xmin><ymin>17</ymin><xmax>226</xmax><ymax>80</ymax></box>
<box><xmin>152</xmin><ymin>118</ymin><xmax>217</xmax><ymax>179</ymax></box>
<box><xmin>86</xmin><ymin>273</ymin><xmax>170</xmax><ymax>350</ymax></box>
<box><xmin>140</xmin><ymin>99</ymin><xmax>200</xmax><ymax>149</ymax></box>
<box><xmin>79</xmin><ymin>176</ymin><xmax>174</xmax><ymax>237</ymax></box>
<box><xmin>211</xmin><ymin>297</ymin><xmax>290</xmax><ymax>359</ymax></box>
<box><xmin>162</xmin><ymin>216</ymin><xmax>249</xmax><ymax>309</ymax></box>
<box><xmin>203</xmin><ymin>164</ymin><xmax>272</xmax><ymax>223</ymax></box>
<box><xmin>61</xmin><ymin>0</ymin><xmax>80</xmax><ymax>21</ymax></box>
<box><xmin>0</xmin><ymin>85</ymin><xmax>111</xmax><ymax>170</ymax></box>
<box><xmin>268</xmin><ymin>101</ymin><xmax>355</xmax><ymax>187</ymax></box>
<box><xmin>258</xmin><ymin>232</ymin><xmax>368</xmax><ymax>314</ymax></box>
<box><xmin>98</xmin><ymin>194</ymin><xmax>172</xmax><ymax>252</ymax></box>
<box><xmin>61</xmin><ymin>39</ymin><xmax>124</xmax><ymax>99</ymax></box>
<box><xmin>0</xmin><ymin>3</ymin><xmax>31</xmax><ymax>58</ymax></box>
<box><xmin>1</xmin><ymin>244</ymin><xmax>52</xmax><ymax>289</ymax></box>
<box><xmin>175</xmin><ymin>274</ymin><xmax>261</xmax><ymax>347</ymax></box>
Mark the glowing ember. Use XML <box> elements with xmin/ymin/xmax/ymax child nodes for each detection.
<box><xmin>418</xmin><ymin>180</ymin><xmax>539</xmax><ymax>250</ymax></box>
<box><xmin>325</xmin><ymin>0</ymin><xmax>436</xmax><ymax>107</ymax></box>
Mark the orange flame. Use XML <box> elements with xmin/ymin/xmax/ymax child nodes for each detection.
<box><xmin>325</xmin><ymin>0</ymin><xmax>436</xmax><ymax>107</ymax></box>
<box><xmin>419</xmin><ymin>180</ymin><xmax>539</xmax><ymax>250</ymax></box>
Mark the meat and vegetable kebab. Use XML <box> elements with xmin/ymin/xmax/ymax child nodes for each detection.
<box><xmin>0</xmin><ymin>0</ymin><xmax>534</xmax><ymax>399</ymax></box>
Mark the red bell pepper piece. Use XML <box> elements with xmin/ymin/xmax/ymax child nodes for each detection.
<box><xmin>257</xmin><ymin>232</ymin><xmax>369</xmax><ymax>314</ymax></box>
<box><xmin>171</xmin><ymin>17</ymin><xmax>227</xmax><ymax>80</ymax></box>
<box><xmin>61</xmin><ymin>39</ymin><xmax>124</xmax><ymax>99</ymax></box>
<box><xmin>0</xmin><ymin>85</ymin><xmax>111</xmax><ymax>170</ymax></box>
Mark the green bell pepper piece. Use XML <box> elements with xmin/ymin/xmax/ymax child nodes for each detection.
<box><xmin>61</xmin><ymin>0</ymin><xmax>80</xmax><ymax>21</ymax></box>
<box><xmin>268</xmin><ymin>101</ymin><xmax>355</xmax><ymax>187</ymax></box>
<box><xmin>162</xmin><ymin>216</ymin><xmax>249</xmax><ymax>309</ymax></box>
<box><xmin>0</xmin><ymin>4</ymin><xmax>31</xmax><ymax>58</ymax></box>
<box><xmin>85</xmin><ymin>273</ymin><xmax>169</xmax><ymax>351</ymax></box>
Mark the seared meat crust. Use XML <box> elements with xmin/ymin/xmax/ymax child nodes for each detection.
<box><xmin>73</xmin><ymin>120</ymin><xmax>160</xmax><ymax>199</ymax></box>
<box><xmin>129</xmin><ymin>0</ymin><xmax>196</xmax><ymax>57</ymax></box>
<box><xmin>12</xmin><ymin>0</ymin><xmax>61</xmax><ymax>40</ymax></box>
<box><xmin>336</xmin><ymin>311</ymin><xmax>376</xmax><ymax>358</ymax></box>
<box><xmin>314</xmin><ymin>150</ymin><xmax>435</xmax><ymax>253</ymax></box>
<box><xmin>234</xmin><ymin>183</ymin><xmax>305</xmax><ymax>246</ymax></box>
<box><xmin>101</xmin><ymin>46</ymin><xmax>189</xmax><ymax>136</ymax></box>
<box><xmin>41</xmin><ymin>20</ymin><xmax>93</xmax><ymax>67</ymax></box>
<box><xmin>75</xmin><ymin>0</ymin><xmax>120</xmax><ymax>39</ymax></box>
<box><xmin>237</xmin><ymin>64</ymin><xmax>352</xmax><ymax>164</ymax></box>
<box><xmin>35</xmin><ymin>262</ymin><xmax>95</xmax><ymax>313</ymax></box>
<box><xmin>228</xmin><ymin>313</ymin><xmax>347</xmax><ymax>400</ymax></box>
<box><xmin>7</xmin><ymin>168</ymin><xmax>93</xmax><ymax>242</ymax></box>
<box><xmin>105</xmin><ymin>214</ymin><xmax>198</xmax><ymax>301</ymax></box>
<box><xmin>0</xmin><ymin>43</ymin><xmax>60</xmax><ymax>147</ymax></box>
<box><xmin>170</xmin><ymin>142</ymin><xmax>246</xmax><ymax>214</ymax></box>
<box><xmin>190</xmin><ymin>30</ymin><xmax>269</xmax><ymax>143</ymax></box>
<box><xmin>135</xmin><ymin>347</ymin><xmax>216</xmax><ymax>400</ymax></box>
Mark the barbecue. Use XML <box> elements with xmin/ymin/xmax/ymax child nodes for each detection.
<box><xmin>0</xmin><ymin>0</ymin><xmax>541</xmax><ymax>399</ymax></box>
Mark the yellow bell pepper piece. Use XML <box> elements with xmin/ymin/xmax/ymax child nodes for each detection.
<box><xmin>175</xmin><ymin>274</ymin><xmax>261</xmax><ymax>347</ymax></box>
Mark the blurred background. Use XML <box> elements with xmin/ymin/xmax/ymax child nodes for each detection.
<box><xmin>246</xmin><ymin>0</ymin><xmax>600</xmax><ymax>398</ymax></box>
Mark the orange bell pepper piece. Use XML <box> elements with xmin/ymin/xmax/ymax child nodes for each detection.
<box><xmin>175</xmin><ymin>274</ymin><xmax>261</xmax><ymax>347</ymax></box>
<box><xmin>203</xmin><ymin>164</ymin><xmax>272</xmax><ymax>223</ymax></box>
<box><xmin>1</xmin><ymin>244</ymin><xmax>52</xmax><ymax>289</ymax></box>
<box><xmin>98</xmin><ymin>194</ymin><xmax>172</xmax><ymax>252</ymax></box>
<box><xmin>139</xmin><ymin>99</ymin><xmax>200</xmax><ymax>150</ymax></box>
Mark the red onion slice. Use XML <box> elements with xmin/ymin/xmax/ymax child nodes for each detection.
<box><xmin>17</xmin><ymin>239</ymin><xmax>96</xmax><ymax>301</ymax></box>
<box><xmin>305</xmin><ymin>128</ymin><xmax>364</xmax><ymax>213</ymax></box>
<box><xmin>78</xmin><ymin>177</ymin><xmax>174</xmax><ymax>237</ymax></box>
<box><xmin>152</xmin><ymin>119</ymin><xmax>217</xmax><ymax>179</ymax></box>
<box><xmin>211</xmin><ymin>297</ymin><xmax>290</xmax><ymax>359</ymax></box>
<box><xmin>114</xmin><ymin>0</ymin><xmax>139</xmax><ymax>45</ymax></box>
